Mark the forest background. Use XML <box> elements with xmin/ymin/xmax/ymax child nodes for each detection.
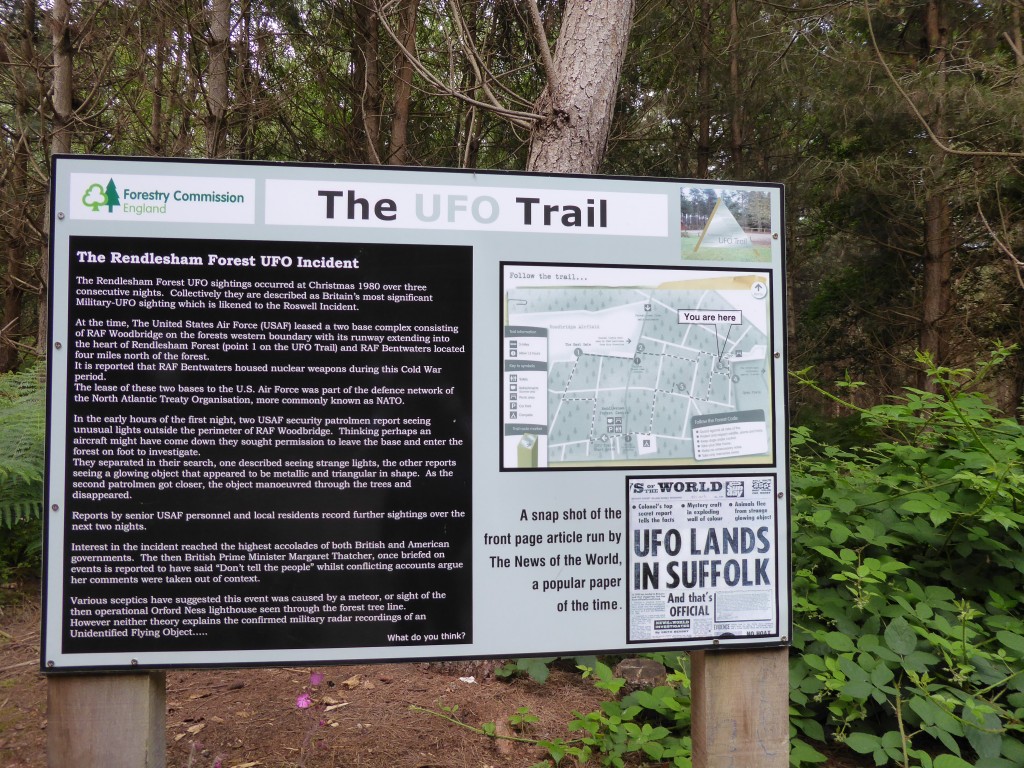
<box><xmin>1</xmin><ymin>1</ymin><xmax>1023</xmax><ymax>767</ymax></box>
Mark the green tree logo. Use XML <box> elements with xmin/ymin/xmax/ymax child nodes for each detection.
<box><xmin>104</xmin><ymin>179</ymin><xmax>120</xmax><ymax>211</ymax></box>
<box><xmin>81</xmin><ymin>179</ymin><xmax>120</xmax><ymax>212</ymax></box>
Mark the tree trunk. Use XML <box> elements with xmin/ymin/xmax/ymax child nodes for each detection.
<box><xmin>728</xmin><ymin>0</ymin><xmax>743</xmax><ymax>176</ymax></box>
<box><xmin>51</xmin><ymin>0</ymin><xmax>72</xmax><ymax>155</ymax></box>
<box><xmin>1009</xmin><ymin>6</ymin><xmax>1023</xmax><ymax>68</ymax></box>
<box><xmin>149</xmin><ymin>7</ymin><xmax>167</xmax><ymax>154</ymax></box>
<box><xmin>695</xmin><ymin>0</ymin><xmax>712</xmax><ymax>178</ymax></box>
<box><xmin>205</xmin><ymin>0</ymin><xmax>230</xmax><ymax>158</ymax></box>
<box><xmin>353</xmin><ymin>0</ymin><xmax>382</xmax><ymax>163</ymax></box>
<box><xmin>527</xmin><ymin>0</ymin><xmax>635</xmax><ymax>174</ymax></box>
<box><xmin>388</xmin><ymin>0</ymin><xmax>419</xmax><ymax>166</ymax></box>
<box><xmin>236</xmin><ymin>0</ymin><xmax>255</xmax><ymax>159</ymax></box>
<box><xmin>35</xmin><ymin>0</ymin><xmax>71</xmax><ymax>361</ymax></box>
<box><xmin>920</xmin><ymin>191</ymin><xmax>952</xmax><ymax>371</ymax></box>
<box><xmin>918</xmin><ymin>0</ymin><xmax>952</xmax><ymax>391</ymax></box>
<box><xmin>458</xmin><ymin>0</ymin><xmax>483</xmax><ymax>169</ymax></box>
<box><xmin>170</xmin><ymin>15</ymin><xmax>195</xmax><ymax>157</ymax></box>
<box><xmin>0</xmin><ymin>1</ymin><xmax>36</xmax><ymax>371</ymax></box>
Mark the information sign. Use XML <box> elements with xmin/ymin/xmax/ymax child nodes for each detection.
<box><xmin>44</xmin><ymin>157</ymin><xmax>790</xmax><ymax>670</ymax></box>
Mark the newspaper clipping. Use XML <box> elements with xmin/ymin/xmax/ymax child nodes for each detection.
<box><xmin>627</xmin><ymin>474</ymin><xmax>778</xmax><ymax>643</ymax></box>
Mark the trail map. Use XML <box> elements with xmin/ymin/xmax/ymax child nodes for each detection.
<box><xmin>502</xmin><ymin>265</ymin><xmax>773</xmax><ymax>469</ymax></box>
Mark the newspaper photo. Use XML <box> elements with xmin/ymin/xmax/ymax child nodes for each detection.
<box><xmin>627</xmin><ymin>474</ymin><xmax>778</xmax><ymax>643</ymax></box>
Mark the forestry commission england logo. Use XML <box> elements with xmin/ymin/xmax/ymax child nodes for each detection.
<box><xmin>69</xmin><ymin>171</ymin><xmax>256</xmax><ymax>223</ymax></box>
<box><xmin>81</xmin><ymin>179</ymin><xmax>121</xmax><ymax>212</ymax></box>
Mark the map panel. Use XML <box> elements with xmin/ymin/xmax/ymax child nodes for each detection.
<box><xmin>502</xmin><ymin>265</ymin><xmax>773</xmax><ymax>469</ymax></box>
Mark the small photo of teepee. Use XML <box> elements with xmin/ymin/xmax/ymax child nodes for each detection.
<box><xmin>680</xmin><ymin>187</ymin><xmax>772</xmax><ymax>262</ymax></box>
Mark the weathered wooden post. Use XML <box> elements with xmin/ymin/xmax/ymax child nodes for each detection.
<box><xmin>47</xmin><ymin>672</ymin><xmax>166</xmax><ymax>767</ymax></box>
<box><xmin>690</xmin><ymin>647</ymin><xmax>790</xmax><ymax>768</ymax></box>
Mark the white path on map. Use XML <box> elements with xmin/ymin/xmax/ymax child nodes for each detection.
<box><xmin>507</xmin><ymin>283</ymin><xmax>769</xmax><ymax>465</ymax></box>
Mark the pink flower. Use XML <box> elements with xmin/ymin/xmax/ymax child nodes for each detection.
<box><xmin>296</xmin><ymin>693</ymin><xmax>312</xmax><ymax>709</ymax></box>
<box><xmin>309</xmin><ymin>672</ymin><xmax>324</xmax><ymax>687</ymax></box>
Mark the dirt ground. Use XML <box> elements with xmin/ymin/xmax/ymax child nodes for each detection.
<box><xmin>1</xmin><ymin>585</ymin><xmax>865</xmax><ymax>768</ymax></box>
<box><xmin>0</xmin><ymin>585</ymin><xmax>608</xmax><ymax>768</ymax></box>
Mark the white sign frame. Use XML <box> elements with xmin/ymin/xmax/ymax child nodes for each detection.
<box><xmin>44</xmin><ymin>156</ymin><xmax>790</xmax><ymax>670</ymax></box>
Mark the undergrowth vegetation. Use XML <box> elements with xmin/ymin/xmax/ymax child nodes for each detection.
<box><xmin>0</xmin><ymin>363</ymin><xmax>45</xmax><ymax>584</ymax></box>
<box><xmin>788</xmin><ymin>348</ymin><xmax>1024</xmax><ymax>768</ymax></box>
<box><xmin>430</xmin><ymin>350</ymin><xmax>1024</xmax><ymax>768</ymax></box>
<box><xmin>3</xmin><ymin>350</ymin><xmax>1023</xmax><ymax>767</ymax></box>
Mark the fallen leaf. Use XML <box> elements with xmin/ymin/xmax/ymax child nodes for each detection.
<box><xmin>174</xmin><ymin>733</ymin><xmax>186</xmax><ymax>742</ymax></box>
<box><xmin>211</xmin><ymin>716</ymin><xmax>225</xmax><ymax>724</ymax></box>
<box><xmin>341</xmin><ymin>675</ymin><xmax>361</xmax><ymax>689</ymax></box>
<box><xmin>230</xmin><ymin>762</ymin><xmax>261</xmax><ymax>767</ymax></box>
<box><xmin>187</xmin><ymin>723</ymin><xmax>206</xmax><ymax>735</ymax></box>
<box><xmin>324</xmin><ymin>703</ymin><xmax>349</xmax><ymax>712</ymax></box>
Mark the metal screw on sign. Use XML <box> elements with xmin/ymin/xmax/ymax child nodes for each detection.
<box><xmin>772</xmin><ymin>232</ymin><xmax>778</xmax><ymax>239</ymax></box>
<box><xmin>51</xmin><ymin>504</ymin><xmax>59</xmax><ymax>512</ymax></box>
<box><xmin>131</xmin><ymin>659</ymin><xmax>139</xmax><ymax>666</ymax></box>
<box><xmin>54</xmin><ymin>342</ymin><xmax>62</xmax><ymax>350</ymax></box>
<box><xmin>57</xmin><ymin>212</ymin><xmax>65</xmax><ymax>220</ymax></box>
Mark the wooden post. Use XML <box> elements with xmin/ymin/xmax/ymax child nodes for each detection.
<box><xmin>690</xmin><ymin>647</ymin><xmax>789</xmax><ymax>768</ymax></box>
<box><xmin>47</xmin><ymin>672</ymin><xmax>166</xmax><ymax>768</ymax></box>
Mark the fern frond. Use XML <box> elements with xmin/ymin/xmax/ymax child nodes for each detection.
<box><xmin>0</xmin><ymin>364</ymin><xmax>45</xmax><ymax>530</ymax></box>
<box><xmin>0</xmin><ymin>482</ymin><xmax>44</xmax><ymax>528</ymax></box>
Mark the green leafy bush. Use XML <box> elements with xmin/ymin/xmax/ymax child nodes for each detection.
<box><xmin>496</xmin><ymin>657</ymin><xmax>563</xmax><ymax>684</ymax></box>
<box><xmin>419</xmin><ymin>658</ymin><xmax>695</xmax><ymax>768</ymax></box>
<box><xmin>570</xmin><ymin>659</ymin><xmax>693</xmax><ymax>767</ymax></box>
<box><xmin>789</xmin><ymin>349</ymin><xmax>1024</xmax><ymax>767</ymax></box>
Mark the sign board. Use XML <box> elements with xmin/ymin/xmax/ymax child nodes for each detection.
<box><xmin>43</xmin><ymin>157</ymin><xmax>790</xmax><ymax>670</ymax></box>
